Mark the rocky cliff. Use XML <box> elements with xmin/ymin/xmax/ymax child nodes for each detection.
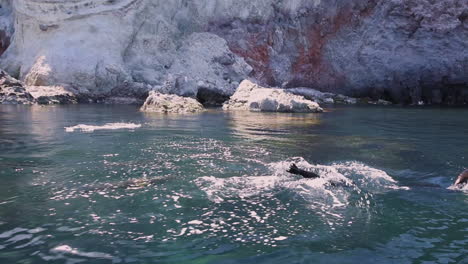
<box><xmin>0</xmin><ymin>0</ymin><xmax>467</xmax><ymax>105</ymax></box>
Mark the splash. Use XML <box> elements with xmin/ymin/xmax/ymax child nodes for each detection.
<box><xmin>196</xmin><ymin>157</ymin><xmax>404</xmax><ymax>207</ymax></box>
<box><xmin>448</xmin><ymin>183</ymin><xmax>468</xmax><ymax>192</ymax></box>
<box><xmin>48</xmin><ymin>245</ymin><xmax>114</xmax><ymax>260</ymax></box>
<box><xmin>65</xmin><ymin>123</ymin><xmax>141</xmax><ymax>132</ymax></box>
<box><xmin>189</xmin><ymin>158</ymin><xmax>406</xmax><ymax>248</ymax></box>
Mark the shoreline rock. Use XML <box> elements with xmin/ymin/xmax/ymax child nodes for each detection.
<box><xmin>287</xmin><ymin>88</ymin><xmax>357</xmax><ymax>105</ymax></box>
<box><xmin>0</xmin><ymin>70</ymin><xmax>35</xmax><ymax>104</ymax></box>
<box><xmin>287</xmin><ymin>87</ymin><xmax>394</xmax><ymax>106</ymax></box>
<box><xmin>140</xmin><ymin>91</ymin><xmax>204</xmax><ymax>113</ymax></box>
<box><xmin>223</xmin><ymin>80</ymin><xmax>323</xmax><ymax>113</ymax></box>
<box><xmin>27</xmin><ymin>85</ymin><xmax>78</xmax><ymax>105</ymax></box>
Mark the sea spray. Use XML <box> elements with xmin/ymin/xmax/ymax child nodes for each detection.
<box><xmin>65</xmin><ymin>123</ymin><xmax>141</xmax><ymax>132</ymax></box>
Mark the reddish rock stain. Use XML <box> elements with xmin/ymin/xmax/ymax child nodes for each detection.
<box><xmin>214</xmin><ymin>1</ymin><xmax>378</xmax><ymax>91</ymax></box>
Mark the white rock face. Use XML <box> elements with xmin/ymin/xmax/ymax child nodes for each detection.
<box><xmin>223</xmin><ymin>80</ymin><xmax>323</xmax><ymax>113</ymax></box>
<box><xmin>140</xmin><ymin>91</ymin><xmax>204</xmax><ymax>113</ymax></box>
<box><xmin>0</xmin><ymin>0</ymin><xmax>252</xmax><ymax>100</ymax></box>
<box><xmin>0</xmin><ymin>0</ymin><xmax>467</xmax><ymax>104</ymax></box>
<box><xmin>1</xmin><ymin>0</ymin><xmax>138</xmax><ymax>95</ymax></box>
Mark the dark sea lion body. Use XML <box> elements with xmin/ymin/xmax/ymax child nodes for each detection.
<box><xmin>287</xmin><ymin>164</ymin><xmax>320</xmax><ymax>179</ymax></box>
<box><xmin>286</xmin><ymin>163</ymin><xmax>352</xmax><ymax>187</ymax></box>
<box><xmin>455</xmin><ymin>169</ymin><xmax>468</xmax><ymax>185</ymax></box>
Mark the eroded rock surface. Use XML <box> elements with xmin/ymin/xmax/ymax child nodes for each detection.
<box><xmin>0</xmin><ymin>70</ymin><xmax>34</xmax><ymax>104</ymax></box>
<box><xmin>223</xmin><ymin>80</ymin><xmax>323</xmax><ymax>113</ymax></box>
<box><xmin>287</xmin><ymin>88</ymin><xmax>358</xmax><ymax>105</ymax></box>
<box><xmin>140</xmin><ymin>91</ymin><xmax>204</xmax><ymax>113</ymax></box>
<box><xmin>0</xmin><ymin>0</ymin><xmax>12</xmax><ymax>57</ymax></box>
<box><xmin>27</xmin><ymin>85</ymin><xmax>78</xmax><ymax>105</ymax></box>
<box><xmin>0</xmin><ymin>0</ymin><xmax>467</xmax><ymax>105</ymax></box>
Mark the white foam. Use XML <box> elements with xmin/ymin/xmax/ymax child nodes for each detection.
<box><xmin>195</xmin><ymin>157</ymin><xmax>404</xmax><ymax>208</ymax></box>
<box><xmin>65</xmin><ymin>123</ymin><xmax>141</xmax><ymax>132</ymax></box>
<box><xmin>195</xmin><ymin>175</ymin><xmax>279</xmax><ymax>203</ymax></box>
<box><xmin>51</xmin><ymin>245</ymin><xmax>113</xmax><ymax>259</ymax></box>
<box><xmin>274</xmin><ymin>236</ymin><xmax>288</xmax><ymax>241</ymax></box>
<box><xmin>448</xmin><ymin>183</ymin><xmax>468</xmax><ymax>192</ymax></box>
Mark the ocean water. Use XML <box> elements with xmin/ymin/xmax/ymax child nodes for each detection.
<box><xmin>0</xmin><ymin>105</ymin><xmax>467</xmax><ymax>264</ymax></box>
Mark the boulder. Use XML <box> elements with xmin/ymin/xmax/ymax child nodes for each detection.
<box><xmin>140</xmin><ymin>91</ymin><xmax>204</xmax><ymax>113</ymax></box>
<box><xmin>223</xmin><ymin>80</ymin><xmax>323</xmax><ymax>113</ymax></box>
<box><xmin>0</xmin><ymin>70</ymin><xmax>35</xmax><ymax>104</ymax></box>
<box><xmin>287</xmin><ymin>88</ymin><xmax>358</xmax><ymax>105</ymax></box>
<box><xmin>27</xmin><ymin>85</ymin><xmax>78</xmax><ymax>105</ymax></box>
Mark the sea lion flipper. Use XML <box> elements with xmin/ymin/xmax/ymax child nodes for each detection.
<box><xmin>287</xmin><ymin>163</ymin><xmax>320</xmax><ymax>179</ymax></box>
<box><xmin>287</xmin><ymin>163</ymin><xmax>300</xmax><ymax>174</ymax></box>
<box><xmin>455</xmin><ymin>169</ymin><xmax>468</xmax><ymax>186</ymax></box>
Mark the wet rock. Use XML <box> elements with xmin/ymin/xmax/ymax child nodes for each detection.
<box><xmin>357</xmin><ymin>98</ymin><xmax>393</xmax><ymax>106</ymax></box>
<box><xmin>27</xmin><ymin>85</ymin><xmax>78</xmax><ymax>105</ymax></box>
<box><xmin>223</xmin><ymin>80</ymin><xmax>323</xmax><ymax>113</ymax></box>
<box><xmin>140</xmin><ymin>91</ymin><xmax>204</xmax><ymax>113</ymax></box>
<box><xmin>369</xmin><ymin>99</ymin><xmax>393</xmax><ymax>106</ymax></box>
<box><xmin>103</xmin><ymin>81</ymin><xmax>152</xmax><ymax>104</ymax></box>
<box><xmin>0</xmin><ymin>70</ymin><xmax>35</xmax><ymax>104</ymax></box>
<box><xmin>287</xmin><ymin>88</ymin><xmax>357</xmax><ymax>105</ymax></box>
<box><xmin>196</xmin><ymin>87</ymin><xmax>230</xmax><ymax>107</ymax></box>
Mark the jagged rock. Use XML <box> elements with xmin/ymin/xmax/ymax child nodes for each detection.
<box><xmin>139</xmin><ymin>33</ymin><xmax>252</xmax><ymax>98</ymax></box>
<box><xmin>140</xmin><ymin>91</ymin><xmax>204</xmax><ymax>113</ymax></box>
<box><xmin>0</xmin><ymin>69</ymin><xmax>35</xmax><ymax>104</ymax></box>
<box><xmin>102</xmin><ymin>81</ymin><xmax>152</xmax><ymax>104</ymax></box>
<box><xmin>27</xmin><ymin>85</ymin><xmax>78</xmax><ymax>105</ymax></box>
<box><xmin>223</xmin><ymin>80</ymin><xmax>323</xmax><ymax>113</ymax></box>
<box><xmin>0</xmin><ymin>0</ymin><xmax>467</xmax><ymax>104</ymax></box>
<box><xmin>196</xmin><ymin>87</ymin><xmax>231</xmax><ymax>107</ymax></box>
<box><xmin>287</xmin><ymin>88</ymin><xmax>358</xmax><ymax>105</ymax></box>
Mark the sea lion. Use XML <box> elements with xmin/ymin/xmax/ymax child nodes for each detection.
<box><xmin>287</xmin><ymin>163</ymin><xmax>354</xmax><ymax>187</ymax></box>
<box><xmin>454</xmin><ymin>169</ymin><xmax>468</xmax><ymax>186</ymax></box>
<box><xmin>287</xmin><ymin>163</ymin><xmax>321</xmax><ymax>179</ymax></box>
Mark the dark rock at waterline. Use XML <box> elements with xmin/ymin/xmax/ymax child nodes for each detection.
<box><xmin>196</xmin><ymin>87</ymin><xmax>230</xmax><ymax>107</ymax></box>
<box><xmin>27</xmin><ymin>85</ymin><xmax>79</xmax><ymax>105</ymax></box>
<box><xmin>0</xmin><ymin>70</ymin><xmax>35</xmax><ymax>104</ymax></box>
<box><xmin>35</xmin><ymin>94</ymin><xmax>78</xmax><ymax>105</ymax></box>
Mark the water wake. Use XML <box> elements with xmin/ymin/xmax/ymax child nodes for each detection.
<box><xmin>448</xmin><ymin>183</ymin><xmax>468</xmax><ymax>192</ymax></box>
<box><xmin>65</xmin><ymin>123</ymin><xmax>141</xmax><ymax>132</ymax></box>
<box><xmin>196</xmin><ymin>157</ymin><xmax>405</xmax><ymax>208</ymax></box>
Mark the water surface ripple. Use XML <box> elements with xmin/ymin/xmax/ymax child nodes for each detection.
<box><xmin>0</xmin><ymin>105</ymin><xmax>466</xmax><ymax>263</ymax></box>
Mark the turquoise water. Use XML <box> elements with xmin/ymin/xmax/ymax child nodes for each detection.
<box><xmin>0</xmin><ymin>105</ymin><xmax>467</xmax><ymax>264</ymax></box>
